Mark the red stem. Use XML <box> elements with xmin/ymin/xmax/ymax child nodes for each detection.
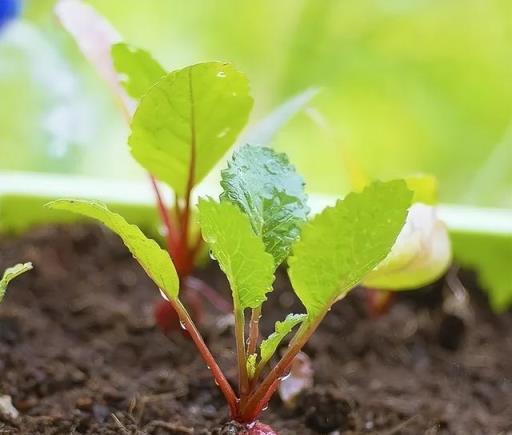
<box><xmin>149</xmin><ymin>175</ymin><xmax>178</xmax><ymax>257</ymax></box>
<box><xmin>235</xmin><ymin>306</ymin><xmax>250</xmax><ymax>405</ymax></box>
<box><xmin>243</xmin><ymin>378</ymin><xmax>280</xmax><ymax>423</ymax></box>
<box><xmin>172</xmin><ymin>299</ymin><xmax>239</xmax><ymax>417</ymax></box>
<box><xmin>240</xmin><ymin>314</ymin><xmax>323</xmax><ymax>421</ymax></box>
<box><xmin>247</xmin><ymin>307</ymin><xmax>261</xmax><ymax>357</ymax></box>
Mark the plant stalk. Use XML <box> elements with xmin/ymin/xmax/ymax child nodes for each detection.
<box><xmin>172</xmin><ymin>299</ymin><xmax>239</xmax><ymax>417</ymax></box>
<box><xmin>149</xmin><ymin>176</ymin><xmax>178</xmax><ymax>257</ymax></box>
<box><xmin>240</xmin><ymin>313</ymin><xmax>324</xmax><ymax>421</ymax></box>
<box><xmin>234</xmin><ymin>305</ymin><xmax>250</xmax><ymax>405</ymax></box>
<box><xmin>247</xmin><ymin>307</ymin><xmax>261</xmax><ymax>357</ymax></box>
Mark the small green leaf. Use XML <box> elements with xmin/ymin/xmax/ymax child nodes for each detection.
<box><xmin>111</xmin><ymin>42</ymin><xmax>166</xmax><ymax>100</ymax></box>
<box><xmin>0</xmin><ymin>263</ymin><xmax>33</xmax><ymax>302</ymax></box>
<box><xmin>221</xmin><ymin>145</ymin><xmax>309</xmax><ymax>266</ymax></box>
<box><xmin>260</xmin><ymin>313</ymin><xmax>307</xmax><ymax>365</ymax></box>
<box><xmin>46</xmin><ymin>200</ymin><xmax>179</xmax><ymax>300</ymax></box>
<box><xmin>246</xmin><ymin>353</ymin><xmax>257</xmax><ymax>379</ymax></box>
<box><xmin>289</xmin><ymin>180</ymin><xmax>412</xmax><ymax>316</ymax></box>
<box><xmin>198</xmin><ymin>198</ymin><xmax>274</xmax><ymax>310</ymax></box>
<box><xmin>129</xmin><ymin>62</ymin><xmax>253</xmax><ymax>197</ymax></box>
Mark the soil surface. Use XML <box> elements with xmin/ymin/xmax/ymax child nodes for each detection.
<box><xmin>0</xmin><ymin>224</ymin><xmax>511</xmax><ymax>434</ymax></box>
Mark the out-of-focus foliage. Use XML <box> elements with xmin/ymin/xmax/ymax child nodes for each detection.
<box><xmin>0</xmin><ymin>0</ymin><xmax>511</xmax><ymax>208</ymax></box>
<box><xmin>452</xmin><ymin>233</ymin><xmax>512</xmax><ymax>312</ymax></box>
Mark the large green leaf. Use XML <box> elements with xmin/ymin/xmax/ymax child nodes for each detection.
<box><xmin>46</xmin><ymin>200</ymin><xmax>179</xmax><ymax>300</ymax></box>
<box><xmin>111</xmin><ymin>42</ymin><xmax>166</xmax><ymax>100</ymax></box>
<box><xmin>289</xmin><ymin>180</ymin><xmax>412</xmax><ymax>316</ymax></box>
<box><xmin>0</xmin><ymin>263</ymin><xmax>33</xmax><ymax>302</ymax></box>
<box><xmin>198</xmin><ymin>198</ymin><xmax>274</xmax><ymax>310</ymax></box>
<box><xmin>260</xmin><ymin>313</ymin><xmax>307</xmax><ymax>364</ymax></box>
<box><xmin>129</xmin><ymin>62</ymin><xmax>253</xmax><ymax>197</ymax></box>
<box><xmin>220</xmin><ymin>144</ymin><xmax>309</xmax><ymax>266</ymax></box>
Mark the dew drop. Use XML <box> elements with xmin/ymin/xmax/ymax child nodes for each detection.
<box><xmin>209</xmin><ymin>250</ymin><xmax>216</xmax><ymax>260</ymax></box>
<box><xmin>261</xmin><ymin>404</ymin><xmax>269</xmax><ymax>411</ymax></box>
<box><xmin>159</xmin><ymin>288</ymin><xmax>170</xmax><ymax>302</ymax></box>
<box><xmin>278</xmin><ymin>371</ymin><xmax>291</xmax><ymax>381</ymax></box>
<box><xmin>217</xmin><ymin>71</ymin><xmax>226</xmax><ymax>78</ymax></box>
<box><xmin>179</xmin><ymin>321</ymin><xmax>187</xmax><ymax>330</ymax></box>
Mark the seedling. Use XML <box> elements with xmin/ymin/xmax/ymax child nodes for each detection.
<box><xmin>0</xmin><ymin>262</ymin><xmax>32</xmax><ymax>303</ymax></box>
<box><xmin>55</xmin><ymin>1</ymin><xmax>317</xmax><ymax>333</ymax></box>
<box><xmin>47</xmin><ymin>142</ymin><xmax>412</xmax><ymax>431</ymax></box>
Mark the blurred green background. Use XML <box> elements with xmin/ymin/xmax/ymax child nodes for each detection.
<box><xmin>1</xmin><ymin>0</ymin><xmax>511</xmax><ymax>207</ymax></box>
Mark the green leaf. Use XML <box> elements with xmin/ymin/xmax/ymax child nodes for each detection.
<box><xmin>0</xmin><ymin>263</ymin><xmax>33</xmax><ymax>302</ymax></box>
<box><xmin>289</xmin><ymin>180</ymin><xmax>412</xmax><ymax>316</ymax></box>
<box><xmin>451</xmin><ymin>232</ymin><xmax>512</xmax><ymax>312</ymax></box>
<box><xmin>46</xmin><ymin>200</ymin><xmax>179</xmax><ymax>300</ymax></box>
<box><xmin>129</xmin><ymin>62</ymin><xmax>253</xmax><ymax>197</ymax></box>
<box><xmin>111</xmin><ymin>42</ymin><xmax>166</xmax><ymax>100</ymax></box>
<box><xmin>198</xmin><ymin>198</ymin><xmax>274</xmax><ymax>310</ymax></box>
<box><xmin>363</xmin><ymin>204</ymin><xmax>452</xmax><ymax>290</ymax></box>
<box><xmin>260</xmin><ymin>313</ymin><xmax>307</xmax><ymax>365</ymax></box>
<box><xmin>220</xmin><ymin>145</ymin><xmax>309</xmax><ymax>266</ymax></box>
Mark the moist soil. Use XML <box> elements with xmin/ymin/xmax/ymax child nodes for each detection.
<box><xmin>0</xmin><ymin>224</ymin><xmax>511</xmax><ymax>435</ymax></box>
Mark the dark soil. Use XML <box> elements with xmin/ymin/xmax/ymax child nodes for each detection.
<box><xmin>0</xmin><ymin>224</ymin><xmax>511</xmax><ymax>434</ymax></box>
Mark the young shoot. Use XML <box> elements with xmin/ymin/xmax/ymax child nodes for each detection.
<box><xmin>46</xmin><ymin>143</ymin><xmax>412</xmax><ymax>430</ymax></box>
<box><xmin>56</xmin><ymin>0</ymin><xmax>253</xmax><ymax>330</ymax></box>
<box><xmin>0</xmin><ymin>262</ymin><xmax>33</xmax><ymax>303</ymax></box>
<box><xmin>56</xmin><ymin>2</ymin><xmax>321</xmax><ymax>340</ymax></box>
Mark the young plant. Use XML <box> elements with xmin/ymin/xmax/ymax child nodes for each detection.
<box><xmin>0</xmin><ymin>262</ymin><xmax>32</xmax><ymax>302</ymax></box>
<box><xmin>47</xmin><ymin>144</ymin><xmax>412</xmax><ymax>431</ymax></box>
<box><xmin>55</xmin><ymin>0</ymin><xmax>251</xmax><ymax>330</ymax></box>
<box><xmin>56</xmin><ymin>1</ymin><xmax>317</xmax><ymax>333</ymax></box>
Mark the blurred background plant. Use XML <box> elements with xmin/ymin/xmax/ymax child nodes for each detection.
<box><xmin>1</xmin><ymin>0</ymin><xmax>511</xmax><ymax>207</ymax></box>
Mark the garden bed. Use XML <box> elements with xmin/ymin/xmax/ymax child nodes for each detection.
<box><xmin>0</xmin><ymin>224</ymin><xmax>511</xmax><ymax>434</ymax></box>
